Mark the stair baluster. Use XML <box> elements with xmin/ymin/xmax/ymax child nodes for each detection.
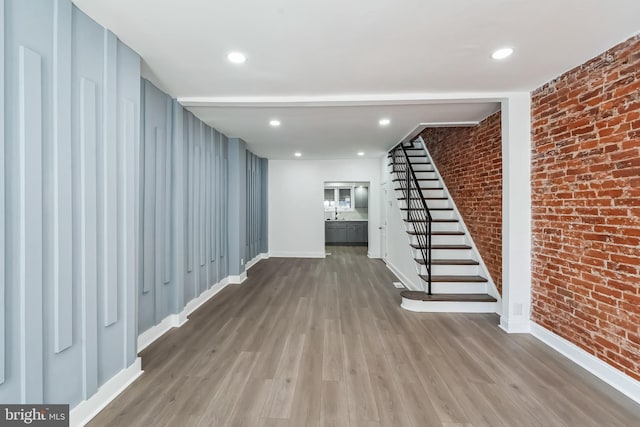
<box><xmin>392</xmin><ymin>142</ymin><xmax>433</xmax><ymax>295</ymax></box>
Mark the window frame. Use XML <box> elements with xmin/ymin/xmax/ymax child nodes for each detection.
<box><xmin>324</xmin><ymin>186</ymin><xmax>355</xmax><ymax>212</ymax></box>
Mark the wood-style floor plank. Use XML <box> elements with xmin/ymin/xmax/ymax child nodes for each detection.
<box><xmin>89</xmin><ymin>246</ymin><xmax>640</xmax><ymax>427</ymax></box>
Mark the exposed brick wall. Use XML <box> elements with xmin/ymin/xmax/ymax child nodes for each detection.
<box><xmin>531</xmin><ymin>34</ymin><xmax>640</xmax><ymax>381</ymax></box>
<box><xmin>421</xmin><ymin>111</ymin><xmax>503</xmax><ymax>294</ymax></box>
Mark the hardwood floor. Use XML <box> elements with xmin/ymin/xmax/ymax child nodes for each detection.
<box><xmin>89</xmin><ymin>246</ymin><xmax>640</xmax><ymax>426</ymax></box>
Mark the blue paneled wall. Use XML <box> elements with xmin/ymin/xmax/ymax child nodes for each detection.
<box><xmin>138</xmin><ymin>80</ymin><xmax>255</xmax><ymax>336</ymax></box>
<box><xmin>246</xmin><ymin>152</ymin><xmax>268</xmax><ymax>262</ymax></box>
<box><xmin>0</xmin><ymin>0</ymin><xmax>269</xmax><ymax>411</ymax></box>
<box><xmin>0</xmin><ymin>0</ymin><xmax>140</xmax><ymax>406</ymax></box>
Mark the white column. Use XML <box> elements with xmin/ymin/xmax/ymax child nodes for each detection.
<box><xmin>500</xmin><ymin>93</ymin><xmax>532</xmax><ymax>333</ymax></box>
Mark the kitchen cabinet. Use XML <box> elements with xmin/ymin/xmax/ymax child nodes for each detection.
<box><xmin>354</xmin><ymin>186</ymin><xmax>369</xmax><ymax>209</ymax></box>
<box><xmin>325</xmin><ymin>221</ymin><xmax>368</xmax><ymax>245</ymax></box>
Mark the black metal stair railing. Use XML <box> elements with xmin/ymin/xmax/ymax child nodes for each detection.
<box><xmin>391</xmin><ymin>142</ymin><xmax>433</xmax><ymax>295</ymax></box>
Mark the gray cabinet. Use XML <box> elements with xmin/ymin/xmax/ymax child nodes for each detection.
<box><xmin>326</xmin><ymin>222</ymin><xmax>347</xmax><ymax>243</ymax></box>
<box><xmin>355</xmin><ymin>186</ymin><xmax>369</xmax><ymax>209</ymax></box>
<box><xmin>325</xmin><ymin>221</ymin><xmax>368</xmax><ymax>245</ymax></box>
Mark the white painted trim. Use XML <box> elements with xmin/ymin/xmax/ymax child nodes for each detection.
<box><xmin>246</xmin><ymin>252</ymin><xmax>268</xmax><ymax>270</ymax></box>
<box><xmin>401</xmin><ymin>298</ymin><xmax>497</xmax><ymax>313</ymax></box>
<box><xmin>268</xmin><ymin>251</ymin><xmax>326</xmax><ymax>258</ymax></box>
<box><xmin>228</xmin><ymin>271</ymin><xmax>247</xmax><ymax>284</ymax></box>
<box><xmin>138</xmin><ymin>278</ymin><xmax>231</xmax><ymax>352</ymax></box>
<box><xmin>420</xmin><ymin>121</ymin><xmax>479</xmax><ymax>127</ymax></box>
<box><xmin>531</xmin><ymin>322</ymin><xmax>640</xmax><ymax>405</ymax></box>
<box><xmin>499</xmin><ymin>316</ymin><xmax>530</xmax><ymax>333</ymax></box>
<box><xmin>178</xmin><ymin>92</ymin><xmax>509</xmax><ymax>107</ymax></box>
<box><xmin>500</xmin><ymin>95</ymin><xmax>533</xmax><ymax>330</ymax></box>
<box><xmin>70</xmin><ymin>358</ymin><xmax>143</xmax><ymax>427</ymax></box>
<box><xmin>385</xmin><ymin>260</ymin><xmax>421</xmax><ymax>291</ymax></box>
<box><xmin>137</xmin><ymin>314</ymin><xmax>183</xmax><ymax>352</ymax></box>
<box><xmin>181</xmin><ymin>278</ymin><xmax>230</xmax><ymax>322</ymax></box>
<box><xmin>395</xmin><ymin>122</ymin><xmax>481</xmax><ymax>147</ymax></box>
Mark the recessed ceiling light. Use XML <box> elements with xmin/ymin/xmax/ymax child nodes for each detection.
<box><xmin>357</xmin><ymin>152</ymin><xmax>365</xmax><ymax>156</ymax></box>
<box><xmin>269</xmin><ymin>119</ymin><xmax>281</xmax><ymax>127</ymax></box>
<box><xmin>294</xmin><ymin>152</ymin><xmax>302</xmax><ymax>157</ymax></box>
<box><xmin>491</xmin><ymin>47</ymin><xmax>513</xmax><ymax>60</ymax></box>
<box><xmin>227</xmin><ymin>52</ymin><xmax>246</xmax><ymax>64</ymax></box>
<box><xmin>379</xmin><ymin>118</ymin><xmax>391</xmax><ymax>126</ymax></box>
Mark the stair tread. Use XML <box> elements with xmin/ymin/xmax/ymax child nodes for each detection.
<box><xmin>401</xmin><ymin>207</ymin><xmax>452</xmax><ymax>211</ymax></box>
<box><xmin>408</xmin><ymin>231</ymin><xmax>465</xmax><ymax>236</ymax></box>
<box><xmin>388</xmin><ymin>153</ymin><xmax>425</xmax><ymax>158</ymax></box>
<box><xmin>416</xmin><ymin>259</ymin><xmax>480</xmax><ymax>265</ymax></box>
<box><xmin>388</xmin><ymin>161</ymin><xmax>431</xmax><ymax>165</ymax></box>
<box><xmin>394</xmin><ymin>187</ymin><xmax>444</xmax><ymax>191</ymax></box>
<box><xmin>392</xmin><ymin>178</ymin><xmax>439</xmax><ymax>182</ymax></box>
<box><xmin>422</xmin><ymin>275</ymin><xmax>488</xmax><ymax>283</ymax></box>
<box><xmin>412</xmin><ymin>244</ymin><xmax>472</xmax><ymax>249</ymax></box>
<box><xmin>405</xmin><ymin>218</ymin><xmax>458</xmax><ymax>223</ymax></box>
<box><xmin>399</xmin><ymin>196</ymin><xmax>447</xmax><ymax>200</ymax></box>
<box><xmin>401</xmin><ymin>291</ymin><xmax>497</xmax><ymax>302</ymax></box>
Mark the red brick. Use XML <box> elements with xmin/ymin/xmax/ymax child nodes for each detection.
<box><xmin>421</xmin><ymin>112</ymin><xmax>502</xmax><ymax>293</ymax></box>
<box><xmin>531</xmin><ymin>34</ymin><xmax>640</xmax><ymax>381</ymax></box>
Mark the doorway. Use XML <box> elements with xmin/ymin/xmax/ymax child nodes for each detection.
<box><xmin>324</xmin><ymin>181</ymin><xmax>370</xmax><ymax>249</ymax></box>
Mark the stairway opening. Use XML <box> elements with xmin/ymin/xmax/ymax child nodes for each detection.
<box><xmin>388</xmin><ymin>138</ymin><xmax>500</xmax><ymax>312</ymax></box>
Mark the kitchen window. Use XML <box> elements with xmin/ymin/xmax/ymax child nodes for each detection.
<box><xmin>324</xmin><ymin>187</ymin><xmax>354</xmax><ymax>211</ymax></box>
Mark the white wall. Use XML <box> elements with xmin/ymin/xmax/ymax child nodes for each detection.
<box><xmin>380</xmin><ymin>157</ymin><xmax>422</xmax><ymax>290</ymax></box>
<box><xmin>268</xmin><ymin>159</ymin><xmax>381</xmax><ymax>258</ymax></box>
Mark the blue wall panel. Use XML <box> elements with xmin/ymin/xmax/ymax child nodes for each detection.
<box><xmin>79</xmin><ymin>77</ymin><xmax>99</xmax><ymax>399</ymax></box>
<box><xmin>52</xmin><ymin>0</ymin><xmax>73</xmax><ymax>354</ymax></box>
<box><xmin>0</xmin><ymin>0</ymin><xmax>140</xmax><ymax>407</ymax></box>
<box><xmin>19</xmin><ymin>46</ymin><xmax>44</xmax><ymax>404</ymax></box>
<box><xmin>244</xmin><ymin>152</ymin><xmax>268</xmax><ymax>263</ymax></box>
<box><xmin>102</xmin><ymin>30</ymin><xmax>118</xmax><ymax>328</ymax></box>
<box><xmin>0</xmin><ymin>0</ymin><xmax>6</xmax><ymax>386</ymax></box>
<box><xmin>0</xmin><ymin>0</ymin><xmax>268</xmax><ymax>408</ymax></box>
<box><xmin>137</xmin><ymin>83</ymin><xmax>266</xmax><ymax>337</ymax></box>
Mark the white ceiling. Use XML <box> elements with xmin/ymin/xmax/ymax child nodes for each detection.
<box><xmin>73</xmin><ymin>0</ymin><xmax>640</xmax><ymax>158</ymax></box>
<box><xmin>187</xmin><ymin>102</ymin><xmax>500</xmax><ymax>159</ymax></box>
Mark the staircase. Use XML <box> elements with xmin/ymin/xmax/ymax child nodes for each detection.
<box><xmin>389</xmin><ymin>137</ymin><xmax>499</xmax><ymax>313</ymax></box>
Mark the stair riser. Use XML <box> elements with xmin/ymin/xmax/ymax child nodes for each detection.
<box><xmin>412</xmin><ymin>181</ymin><xmax>442</xmax><ymax>189</ymax></box>
<box><xmin>422</xmin><ymin>264</ymin><xmax>481</xmax><ymax>276</ymax></box>
<box><xmin>426</xmin><ymin>210</ymin><xmax>455</xmax><ymax>220</ymax></box>
<box><xmin>394</xmin><ymin>180</ymin><xmax>442</xmax><ymax>190</ymax></box>
<box><xmin>408</xmin><ymin>222</ymin><xmax>460</xmax><ymax>233</ymax></box>
<box><xmin>394</xmin><ymin>171</ymin><xmax>436</xmax><ymax>180</ymax></box>
<box><xmin>408</xmin><ymin>164</ymin><xmax>434</xmax><ymax>172</ymax></box>
<box><xmin>410</xmin><ymin>235</ymin><xmax>467</xmax><ymax>245</ymax></box>
<box><xmin>418</xmin><ymin>248</ymin><xmax>474</xmax><ymax>259</ymax></box>
<box><xmin>428</xmin><ymin>282</ymin><xmax>489</xmax><ymax>294</ymax></box>
<box><xmin>418</xmin><ymin>189</ymin><xmax>445</xmax><ymax>198</ymax></box>
<box><xmin>425</xmin><ymin>200</ymin><xmax>451</xmax><ymax>209</ymax></box>
<box><xmin>413</xmin><ymin>171</ymin><xmax>438</xmax><ymax>179</ymax></box>
<box><xmin>401</xmin><ymin>299</ymin><xmax>497</xmax><ymax>313</ymax></box>
<box><xmin>399</xmin><ymin>199</ymin><xmax>451</xmax><ymax>210</ymax></box>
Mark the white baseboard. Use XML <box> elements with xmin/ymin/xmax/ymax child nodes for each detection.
<box><xmin>228</xmin><ymin>271</ymin><xmax>247</xmax><ymax>284</ymax></box>
<box><xmin>137</xmin><ymin>314</ymin><xmax>184</xmax><ymax>352</ymax></box>
<box><xmin>268</xmin><ymin>251</ymin><xmax>326</xmax><ymax>258</ymax></box>
<box><xmin>367</xmin><ymin>251</ymin><xmax>381</xmax><ymax>259</ymax></box>
<box><xmin>499</xmin><ymin>316</ymin><xmax>531</xmax><ymax>333</ymax></box>
<box><xmin>531</xmin><ymin>322</ymin><xmax>640</xmax><ymax>405</ymax></box>
<box><xmin>246</xmin><ymin>253</ymin><xmax>268</xmax><ymax>269</ymax></box>
<box><xmin>138</xmin><ymin>278</ymin><xmax>231</xmax><ymax>352</ymax></box>
<box><xmin>182</xmin><ymin>278</ymin><xmax>230</xmax><ymax>320</ymax></box>
<box><xmin>70</xmin><ymin>358</ymin><xmax>143</xmax><ymax>427</ymax></box>
<box><xmin>385</xmin><ymin>260</ymin><xmax>420</xmax><ymax>291</ymax></box>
